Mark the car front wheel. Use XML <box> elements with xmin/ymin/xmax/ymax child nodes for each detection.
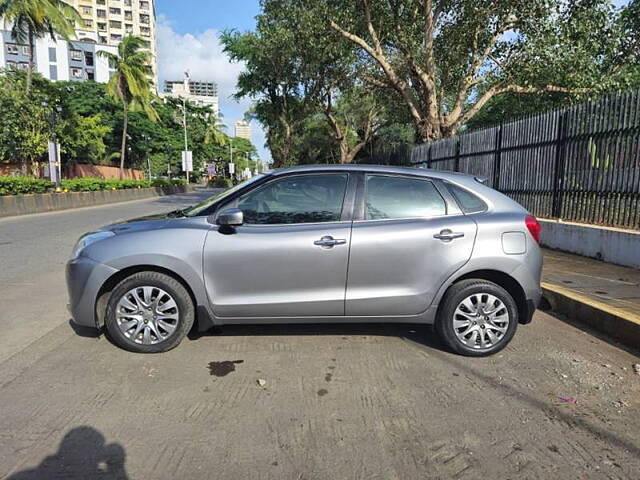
<box><xmin>436</xmin><ymin>279</ymin><xmax>518</xmax><ymax>356</ymax></box>
<box><xmin>105</xmin><ymin>271</ymin><xmax>194</xmax><ymax>353</ymax></box>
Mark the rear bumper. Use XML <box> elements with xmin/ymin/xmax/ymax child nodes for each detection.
<box><xmin>66</xmin><ymin>256</ymin><xmax>119</xmax><ymax>329</ymax></box>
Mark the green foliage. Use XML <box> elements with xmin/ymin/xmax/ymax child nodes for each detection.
<box><xmin>58</xmin><ymin>114</ymin><xmax>111</xmax><ymax>163</ymax></box>
<box><xmin>227</xmin><ymin>0</ymin><xmax>640</xmax><ymax>158</ymax></box>
<box><xmin>0</xmin><ymin>70</ymin><xmax>260</xmax><ymax>182</ymax></box>
<box><xmin>209</xmin><ymin>177</ymin><xmax>232</xmax><ymax>188</ymax></box>
<box><xmin>0</xmin><ymin>70</ymin><xmax>51</xmax><ymax>170</ymax></box>
<box><xmin>205</xmin><ymin>115</ymin><xmax>229</xmax><ymax>147</ymax></box>
<box><xmin>0</xmin><ymin>176</ymin><xmax>53</xmax><ymax>195</ymax></box>
<box><xmin>98</xmin><ymin>35</ymin><xmax>158</xmax><ymax>177</ymax></box>
<box><xmin>149</xmin><ymin>178</ymin><xmax>187</xmax><ymax>188</ymax></box>
<box><xmin>59</xmin><ymin>177</ymin><xmax>152</xmax><ymax>192</ymax></box>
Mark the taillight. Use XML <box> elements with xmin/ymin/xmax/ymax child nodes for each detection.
<box><xmin>525</xmin><ymin>215</ymin><xmax>541</xmax><ymax>243</ymax></box>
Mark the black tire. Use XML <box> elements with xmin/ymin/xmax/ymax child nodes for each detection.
<box><xmin>436</xmin><ymin>279</ymin><xmax>518</xmax><ymax>357</ymax></box>
<box><xmin>105</xmin><ymin>271</ymin><xmax>194</xmax><ymax>353</ymax></box>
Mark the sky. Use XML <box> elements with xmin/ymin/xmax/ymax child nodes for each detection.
<box><xmin>154</xmin><ymin>1</ymin><xmax>269</xmax><ymax>162</ymax></box>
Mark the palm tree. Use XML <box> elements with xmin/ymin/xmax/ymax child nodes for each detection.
<box><xmin>98</xmin><ymin>35</ymin><xmax>158</xmax><ymax>179</ymax></box>
<box><xmin>205</xmin><ymin>115</ymin><xmax>228</xmax><ymax>147</ymax></box>
<box><xmin>0</xmin><ymin>0</ymin><xmax>80</xmax><ymax>94</ymax></box>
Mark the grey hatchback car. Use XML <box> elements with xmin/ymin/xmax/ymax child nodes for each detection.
<box><xmin>66</xmin><ymin>165</ymin><xmax>542</xmax><ymax>356</ymax></box>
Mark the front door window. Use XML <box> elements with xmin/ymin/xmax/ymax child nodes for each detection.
<box><xmin>234</xmin><ymin>174</ymin><xmax>349</xmax><ymax>224</ymax></box>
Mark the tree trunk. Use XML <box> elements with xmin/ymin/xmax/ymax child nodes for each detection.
<box><xmin>120</xmin><ymin>105</ymin><xmax>128</xmax><ymax>179</ymax></box>
<box><xmin>26</xmin><ymin>27</ymin><xmax>35</xmax><ymax>95</ymax></box>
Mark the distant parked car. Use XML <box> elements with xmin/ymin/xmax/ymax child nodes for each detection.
<box><xmin>66</xmin><ymin>165</ymin><xmax>542</xmax><ymax>356</ymax></box>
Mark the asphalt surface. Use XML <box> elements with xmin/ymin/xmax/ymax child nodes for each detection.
<box><xmin>1</xmin><ymin>190</ymin><xmax>639</xmax><ymax>479</ymax></box>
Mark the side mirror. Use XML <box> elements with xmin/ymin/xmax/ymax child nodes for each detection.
<box><xmin>214</xmin><ymin>208</ymin><xmax>244</xmax><ymax>227</ymax></box>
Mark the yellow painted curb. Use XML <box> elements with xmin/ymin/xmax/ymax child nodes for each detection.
<box><xmin>542</xmin><ymin>281</ymin><xmax>640</xmax><ymax>327</ymax></box>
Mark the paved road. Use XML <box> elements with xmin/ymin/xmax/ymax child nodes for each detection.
<box><xmin>1</xmin><ymin>192</ymin><xmax>639</xmax><ymax>479</ymax></box>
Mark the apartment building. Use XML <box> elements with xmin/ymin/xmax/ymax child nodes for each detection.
<box><xmin>0</xmin><ymin>0</ymin><xmax>157</xmax><ymax>85</ymax></box>
<box><xmin>234</xmin><ymin>120</ymin><xmax>252</xmax><ymax>140</ymax></box>
<box><xmin>164</xmin><ymin>80</ymin><xmax>219</xmax><ymax>117</ymax></box>
<box><xmin>64</xmin><ymin>0</ymin><xmax>157</xmax><ymax>83</ymax></box>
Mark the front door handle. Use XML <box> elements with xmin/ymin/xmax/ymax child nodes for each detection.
<box><xmin>433</xmin><ymin>229</ymin><xmax>465</xmax><ymax>242</ymax></box>
<box><xmin>314</xmin><ymin>235</ymin><xmax>347</xmax><ymax>248</ymax></box>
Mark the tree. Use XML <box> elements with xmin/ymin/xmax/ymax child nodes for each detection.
<box><xmin>57</xmin><ymin>114</ymin><xmax>111</xmax><ymax>164</ymax></box>
<box><xmin>98</xmin><ymin>35</ymin><xmax>158</xmax><ymax>179</ymax></box>
<box><xmin>298</xmin><ymin>0</ymin><xmax>635</xmax><ymax>142</ymax></box>
<box><xmin>223</xmin><ymin>0</ymin><xmax>383</xmax><ymax>165</ymax></box>
<box><xmin>221</xmin><ymin>22</ymin><xmax>318</xmax><ymax>167</ymax></box>
<box><xmin>204</xmin><ymin>115</ymin><xmax>228</xmax><ymax>147</ymax></box>
<box><xmin>0</xmin><ymin>70</ymin><xmax>52</xmax><ymax>174</ymax></box>
<box><xmin>320</xmin><ymin>87</ymin><xmax>381</xmax><ymax>163</ymax></box>
<box><xmin>0</xmin><ymin>0</ymin><xmax>80</xmax><ymax>94</ymax></box>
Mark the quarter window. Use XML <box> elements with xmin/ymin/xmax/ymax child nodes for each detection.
<box><xmin>234</xmin><ymin>174</ymin><xmax>348</xmax><ymax>225</ymax></box>
<box><xmin>365</xmin><ymin>175</ymin><xmax>446</xmax><ymax>220</ymax></box>
<box><xmin>447</xmin><ymin>183</ymin><xmax>487</xmax><ymax>213</ymax></box>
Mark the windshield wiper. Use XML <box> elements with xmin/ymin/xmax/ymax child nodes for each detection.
<box><xmin>167</xmin><ymin>208</ymin><xmax>187</xmax><ymax>218</ymax></box>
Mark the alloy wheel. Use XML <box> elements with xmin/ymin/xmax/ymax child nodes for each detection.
<box><xmin>115</xmin><ymin>286</ymin><xmax>180</xmax><ymax>345</ymax></box>
<box><xmin>452</xmin><ymin>293</ymin><xmax>510</xmax><ymax>350</ymax></box>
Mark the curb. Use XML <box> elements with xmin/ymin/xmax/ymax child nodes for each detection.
<box><xmin>0</xmin><ymin>186</ymin><xmax>193</xmax><ymax>219</ymax></box>
<box><xmin>542</xmin><ymin>282</ymin><xmax>640</xmax><ymax>350</ymax></box>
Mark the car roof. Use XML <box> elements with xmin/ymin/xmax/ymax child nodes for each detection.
<box><xmin>268</xmin><ymin>163</ymin><xmax>526</xmax><ymax>214</ymax></box>
<box><xmin>271</xmin><ymin>163</ymin><xmax>478</xmax><ymax>181</ymax></box>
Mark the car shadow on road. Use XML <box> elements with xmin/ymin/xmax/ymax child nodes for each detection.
<box><xmin>7</xmin><ymin>426</ymin><xmax>128</xmax><ymax>480</ymax></box>
<box><xmin>190</xmin><ymin>322</ymin><xmax>450</xmax><ymax>352</ymax></box>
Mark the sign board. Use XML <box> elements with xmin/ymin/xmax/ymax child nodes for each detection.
<box><xmin>207</xmin><ymin>164</ymin><xmax>216</xmax><ymax>176</ymax></box>
<box><xmin>48</xmin><ymin>141</ymin><xmax>59</xmax><ymax>183</ymax></box>
<box><xmin>228</xmin><ymin>162</ymin><xmax>235</xmax><ymax>175</ymax></box>
<box><xmin>181</xmin><ymin>151</ymin><xmax>193</xmax><ymax>172</ymax></box>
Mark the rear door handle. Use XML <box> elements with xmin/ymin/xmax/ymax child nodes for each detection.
<box><xmin>314</xmin><ymin>235</ymin><xmax>347</xmax><ymax>248</ymax></box>
<box><xmin>433</xmin><ymin>229</ymin><xmax>465</xmax><ymax>242</ymax></box>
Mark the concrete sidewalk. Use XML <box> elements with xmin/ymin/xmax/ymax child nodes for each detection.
<box><xmin>542</xmin><ymin>249</ymin><xmax>640</xmax><ymax>350</ymax></box>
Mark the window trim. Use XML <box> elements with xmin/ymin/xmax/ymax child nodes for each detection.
<box><xmin>354</xmin><ymin>173</ymin><xmax>452</xmax><ymax>223</ymax></box>
<box><xmin>215</xmin><ymin>172</ymin><xmax>354</xmax><ymax>227</ymax></box>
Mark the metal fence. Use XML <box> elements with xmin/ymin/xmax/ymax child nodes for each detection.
<box><xmin>410</xmin><ymin>89</ymin><xmax>640</xmax><ymax>230</ymax></box>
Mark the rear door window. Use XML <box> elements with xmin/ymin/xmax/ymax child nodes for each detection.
<box><xmin>364</xmin><ymin>175</ymin><xmax>447</xmax><ymax>220</ymax></box>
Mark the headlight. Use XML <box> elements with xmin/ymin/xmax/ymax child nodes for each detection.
<box><xmin>71</xmin><ymin>231</ymin><xmax>115</xmax><ymax>260</ymax></box>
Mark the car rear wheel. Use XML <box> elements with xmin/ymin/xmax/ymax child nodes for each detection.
<box><xmin>105</xmin><ymin>271</ymin><xmax>194</xmax><ymax>353</ymax></box>
<box><xmin>436</xmin><ymin>279</ymin><xmax>518</xmax><ymax>356</ymax></box>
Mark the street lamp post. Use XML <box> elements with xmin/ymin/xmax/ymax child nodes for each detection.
<box><xmin>182</xmin><ymin>71</ymin><xmax>190</xmax><ymax>184</ymax></box>
<box><xmin>42</xmin><ymin>99</ymin><xmax>62</xmax><ymax>190</ymax></box>
<box><xmin>141</xmin><ymin>134</ymin><xmax>151</xmax><ymax>179</ymax></box>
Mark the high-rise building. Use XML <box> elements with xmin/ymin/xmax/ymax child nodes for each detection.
<box><xmin>0</xmin><ymin>0</ymin><xmax>157</xmax><ymax>85</ymax></box>
<box><xmin>163</xmin><ymin>79</ymin><xmax>219</xmax><ymax>117</ymax></box>
<box><xmin>234</xmin><ymin>120</ymin><xmax>251</xmax><ymax>140</ymax></box>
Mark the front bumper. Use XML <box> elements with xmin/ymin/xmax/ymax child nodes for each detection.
<box><xmin>66</xmin><ymin>256</ymin><xmax>119</xmax><ymax>328</ymax></box>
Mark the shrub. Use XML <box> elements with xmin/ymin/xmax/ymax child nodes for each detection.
<box><xmin>61</xmin><ymin>177</ymin><xmax>107</xmax><ymax>192</ymax></box>
<box><xmin>0</xmin><ymin>176</ymin><xmax>53</xmax><ymax>195</ymax></box>
<box><xmin>150</xmin><ymin>178</ymin><xmax>170</xmax><ymax>188</ymax></box>
<box><xmin>151</xmin><ymin>178</ymin><xmax>187</xmax><ymax>188</ymax></box>
<box><xmin>1</xmin><ymin>176</ymin><xmax>160</xmax><ymax>195</ymax></box>
<box><xmin>209</xmin><ymin>177</ymin><xmax>232</xmax><ymax>188</ymax></box>
<box><xmin>61</xmin><ymin>177</ymin><xmax>152</xmax><ymax>192</ymax></box>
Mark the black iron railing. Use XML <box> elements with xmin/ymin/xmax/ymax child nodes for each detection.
<box><xmin>409</xmin><ymin>90</ymin><xmax>640</xmax><ymax>230</ymax></box>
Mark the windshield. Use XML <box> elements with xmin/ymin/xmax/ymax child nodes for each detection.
<box><xmin>182</xmin><ymin>174</ymin><xmax>268</xmax><ymax>217</ymax></box>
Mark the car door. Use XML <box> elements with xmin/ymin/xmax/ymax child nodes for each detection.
<box><xmin>345</xmin><ymin>173</ymin><xmax>477</xmax><ymax>317</ymax></box>
<box><xmin>203</xmin><ymin>172</ymin><xmax>354</xmax><ymax>319</ymax></box>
